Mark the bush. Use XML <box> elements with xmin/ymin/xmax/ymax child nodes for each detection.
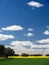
<box><xmin>46</xmin><ymin>54</ymin><xmax>49</xmax><ymax>56</ymax></box>
<box><xmin>30</xmin><ymin>54</ymin><xmax>42</xmax><ymax>56</ymax></box>
<box><xmin>21</xmin><ymin>53</ymin><xmax>29</xmax><ymax>56</ymax></box>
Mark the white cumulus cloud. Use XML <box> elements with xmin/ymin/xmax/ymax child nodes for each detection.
<box><xmin>24</xmin><ymin>33</ymin><xmax>34</xmax><ymax>37</ymax></box>
<box><xmin>9</xmin><ymin>40</ymin><xmax>49</xmax><ymax>55</ymax></box>
<box><xmin>36</xmin><ymin>39</ymin><xmax>49</xmax><ymax>44</ymax></box>
<box><xmin>27</xmin><ymin>1</ymin><xmax>44</xmax><ymax>8</ymax></box>
<box><xmin>46</xmin><ymin>26</ymin><xmax>49</xmax><ymax>29</ymax></box>
<box><xmin>2</xmin><ymin>25</ymin><xmax>23</xmax><ymax>31</ymax></box>
<box><xmin>44</xmin><ymin>30</ymin><xmax>49</xmax><ymax>35</ymax></box>
<box><xmin>0</xmin><ymin>34</ymin><xmax>14</xmax><ymax>41</ymax></box>
<box><xmin>44</xmin><ymin>26</ymin><xmax>49</xmax><ymax>35</ymax></box>
<box><xmin>10</xmin><ymin>41</ymin><xmax>34</xmax><ymax>54</ymax></box>
<box><xmin>28</xmin><ymin>28</ymin><xmax>33</xmax><ymax>31</ymax></box>
<box><xmin>10</xmin><ymin>41</ymin><xmax>33</xmax><ymax>47</ymax></box>
<box><xmin>4</xmin><ymin>40</ymin><xmax>49</xmax><ymax>55</ymax></box>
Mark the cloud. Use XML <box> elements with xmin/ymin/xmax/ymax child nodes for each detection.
<box><xmin>27</xmin><ymin>1</ymin><xmax>44</xmax><ymax>8</ymax></box>
<box><xmin>44</xmin><ymin>30</ymin><xmax>49</xmax><ymax>35</ymax></box>
<box><xmin>24</xmin><ymin>33</ymin><xmax>34</xmax><ymax>37</ymax></box>
<box><xmin>0</xmin><ymin>34</ymin><xmax>14</xmax><ymax>41</ymax></box>
<box><xmin>46</xmin><ymin>26</ymin><xmax>49</xmax><ymax>28</ymax></box>
<box><xmin>28</xmin><ymin>28</ymin><xmax>33</xmax><ymax>31</ymax></box>
<box><xmin>44</xmin><ymin>26</ymin><xmax>49</xmax><ymax>35</ymax></box>
<box><xmin>4</xmin><ymin>40</ymin><xmax>49</xmax><ymax>55</ymax></box>
<box><xmin>2</xmin><ymin>25</ymin><xmax>23</xmax><ymax>31</ymax></box>
<box><xmin>9</xmin><ymin>40</ymin><xmax>49</xmax><ymax>55</ymax></box>
<box><xmin>10</xmin><ymin>41</ymin><xmax>33</xmax><ymax>47</ymax></box>
<box><xmin>44</xmin><ymin>49</ymin><xmax>49</xmax><ymax>55</ymax></box>
<box><xmin>31</xmin><ymin>44</ymin><xmax>49</xmax><ymax>49</ymax></box>
<box><xmin>10</xmin><ymin>41</ymin><xmax>34</xmax><ymax>54</ymax></box>
<box><xmin>36</xmin><ymin>39</ymin><xmax>49</xmax><ymax>44</ymax></box>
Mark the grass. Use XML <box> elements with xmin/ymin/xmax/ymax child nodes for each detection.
<box><xmin>0</xmin><ymin>57</ymin><xmax>49</xmax><ymax>65</ymax></box>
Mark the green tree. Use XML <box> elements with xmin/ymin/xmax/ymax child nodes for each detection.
<box><xmin>4</xmin><ymin>47</ymin><xmax>14</xmax><ymax>58</ymax></box>
<box><xmin>0</xmin><ymin>44</ymin><xmax>5</xmax><ymax>57</ymax></box>
<box><xmin>21</xmin><ymin>53</ymin><xmax>29</xmax><ymax>56</ymax></box>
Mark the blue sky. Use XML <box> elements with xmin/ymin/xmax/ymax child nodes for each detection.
<box><xmin>0</xmin><ymin>0</ymin><xmax>49</xmax><ymax>55</ymax></box>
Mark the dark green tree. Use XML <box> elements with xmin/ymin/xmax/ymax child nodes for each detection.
<box><xmin>4</xmin><ymin>47</ymin><xmax>14</xmax><ymax>58</ymax></box>
<box><xmin>21</xmin><ymin>53</ymin><xmax>29</xmax><ymax>56</ymax></box>
<box><xmin>0</xmin><ymin>44</ymin><xmax>5</xmax><ymax>57</ymax></box>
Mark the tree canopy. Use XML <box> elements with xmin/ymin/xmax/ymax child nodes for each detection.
<box><xmin>0</xmin><ymin>44</ymin><xmax>5</xmax><ymax>56</ymax></box>
<box><xmin>0</xmin><ymin>44</ymin><xmax>15</xmax><ymax>58</ymax></box>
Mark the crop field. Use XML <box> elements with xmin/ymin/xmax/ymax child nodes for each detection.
<box><xmin>0</xmin><ymin>56</ymin><xmax>49</xmax><ymax>65</ymax></box>
<box><xmin>8</xmin><ymin>56</ymin><xmax>49</xmax><ymax>58</ymax></box>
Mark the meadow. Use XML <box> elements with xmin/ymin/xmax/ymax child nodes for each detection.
<box><xmin>0</xmin><ymin>56</ymin><xmax>49</xmax><ymax>65</ymax></box>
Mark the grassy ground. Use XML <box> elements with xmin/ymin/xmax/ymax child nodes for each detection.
<box><xmin>0</xmin><ymin>58</ymin><xmax>49</xmax><ymax>65</ymax></box>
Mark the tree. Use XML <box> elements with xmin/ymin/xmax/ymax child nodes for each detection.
<box><xmin>4</xmin><ymin>47</ymin><xmax>14</xmax><ymax>58</ymax></box>
<box><xmin>46</xmin><ymin>54</ymin><xmax>49</xmax><ymax>56</ymax></box>
<box><xmin>30</xmin><ymin>54</ymin><xmax>42</xmax><ymax>56</ymax></box>
<box><xmin>0</xmin><ymin>44</ymin><xmax>5</xmax><ymax>56</ymax></box>
<box><xmin>21</xmin><ymin>53</ymin><xmax>29</xmax><ymax>56</ymax></box>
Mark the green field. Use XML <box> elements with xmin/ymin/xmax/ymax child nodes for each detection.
<box><xmin>0</xmin><ymin>58</ymin><xmax>49</xmax><ymax>65</ymax></box>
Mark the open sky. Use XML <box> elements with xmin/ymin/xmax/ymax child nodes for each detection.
<box><xmin>0</xmin><ymin>0</ymin><xmax>49</xmax><ymax>55</ymax></box>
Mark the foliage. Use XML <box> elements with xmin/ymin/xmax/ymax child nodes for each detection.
<box><xmin>30</xmin><ymin>54</ymin><xmax>42</xmax><ymax>56</ymax></box>
<box><xmin>0</xmin><ymin>44</ymin><xmax>5</xmax><ymax>56</ymax></box>
<box><xmin>0</xmin><ymin>44</ymin><xmax>14</xmax><ymax>58</ymax></box>
<box><xmin>21</xmin><ymin>53</ymin><xmax>29</xmax><ymax>56</ymax></box>
<box><xmin>46</xmin><ymin>54</ymin><xmax>49</xmax><ymax>56</ymax></box>
<box><xmin>4</xmin><ymin>47</ymin><xmax>14</xmax><ymax>58</ymax></box>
